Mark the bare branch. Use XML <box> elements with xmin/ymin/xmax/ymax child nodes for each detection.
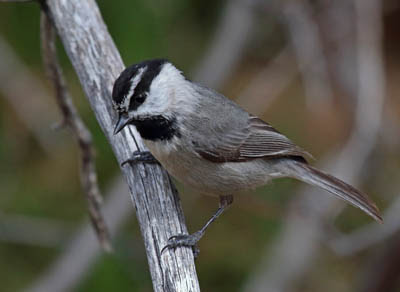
<box><xmin>40</xmin><ymin>11</ymin><xmax>111</xmax><ymax>252</ymax></box>
<box><xmin>17</xmin><ymin>0</ymin><xmax>258</xmax><ymax>286</ymax></box>
<box><xmin>22</xmin><ymin>0</ymin><xmax>261</xmax><ymax>288</ymax></box>
<box><xmin>39</xmin><ymin>0</ymin><xmax>200</xmax><ymax>290</ymax></box>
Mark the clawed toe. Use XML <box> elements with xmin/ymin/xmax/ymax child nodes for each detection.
<box><xmin>161</xmin><ymin>232</ymin><xmax>203</xmax><ymax>258</ymax></box>
<box><xmin>121</xmin><ymin>151</ymin><xmax>159</xmax><ymax>167</ymax></box>
<box><xmin>160</xmin><ymin>196</ymin><xmax>233</xmax><ymax>259</ymax></box>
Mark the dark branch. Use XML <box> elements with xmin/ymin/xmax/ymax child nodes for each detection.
<box><xmin>40</xmin><ymin>10</ymin><xmax>112</xmax><ymax>252</ymax></box>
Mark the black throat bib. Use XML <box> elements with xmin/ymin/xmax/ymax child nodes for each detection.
<box><xmin>133</xmin><ymin>115</ymin><xmax>179</xmax><ymax>141</ymax></box>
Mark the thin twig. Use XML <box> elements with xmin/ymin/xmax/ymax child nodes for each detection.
<box><xmin>40</xmin><ymin>11</ymin><xmax>112</xmax><ymax>252</ymax></box>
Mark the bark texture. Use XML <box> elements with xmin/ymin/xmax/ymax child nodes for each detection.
<box><xmin>43</xmin><ymin>1</ymin><xmax>200</xmax><ymax>291</ymax></box>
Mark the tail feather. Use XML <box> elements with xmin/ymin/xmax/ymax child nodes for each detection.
<box><xmin>282</xmin><ymin>160</ymin><xmax>382</xmax><ymax>223</ymax></box>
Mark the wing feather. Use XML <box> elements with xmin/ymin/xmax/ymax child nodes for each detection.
<box><xmin>196</xmin><ymin>115</ymin><xmax>312</xmax><ymax>163</ymax></box>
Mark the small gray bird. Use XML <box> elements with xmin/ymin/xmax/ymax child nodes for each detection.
<box><xmin>112</xmin><ymin>59</ymin><xmax>382</xmax><ymax>252</ymax></box>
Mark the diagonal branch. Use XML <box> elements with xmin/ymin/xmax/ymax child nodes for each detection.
<box><xmin>38</xmin><ymin>0</ymin><xmax>200</xmax><ymax>290</ymax></box>
<box><xmin>40</xmin><ymin>11</ymin><xmax>111</xmax><ymax>251</ymax></box>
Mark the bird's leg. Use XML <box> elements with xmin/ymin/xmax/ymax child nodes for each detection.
<box><xmin>161</xmin><ymin>195</ymin><xmax>233</xmax><ymax>257</ymax></box>
<box><xmin>121</xmin><ymin>150</ymin><xmax>159</xmax><ymax>167</ymax></box>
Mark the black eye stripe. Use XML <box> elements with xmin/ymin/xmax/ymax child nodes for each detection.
<box><xmin>128</xmin><ymin>60</ymin><xmax>165</xmax><ymax>111</ymax></box>
<box><xmin>112</xmin><ymin>59</ymin><xmax>168</xmax><ymax>112</ymax></box>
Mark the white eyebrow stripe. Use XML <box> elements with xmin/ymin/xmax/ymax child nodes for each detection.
<box><xmin>122</xmin><ymin>66</ymin><xmax>147</xmax><ymax>110</ymax></box>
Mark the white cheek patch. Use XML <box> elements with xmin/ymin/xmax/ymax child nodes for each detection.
<box><xmin>136</xmin><ymin>64</ymin><xmax>181</xmax><ymax>115</ymax></box>
<box><xmin>122</xmin><ymin>66</ymin><xmax>147</xmax><ymax>111</ymax></box>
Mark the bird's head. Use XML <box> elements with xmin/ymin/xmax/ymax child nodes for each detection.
<box><xmin>112</xmin><ymin>59</ymin><xmax>186</xmax><ymax>134</ymax></box>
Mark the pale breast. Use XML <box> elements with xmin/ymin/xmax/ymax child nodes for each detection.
<box><xmin>143</xmin><ymin>139</ymin><xmax>274</xmax><ymax>196</ymax></box>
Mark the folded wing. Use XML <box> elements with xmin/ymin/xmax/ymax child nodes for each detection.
<box><xmin>196</xmin><ymin>115</ymin><xmax>311</xmax><ymax>162</ymax></box>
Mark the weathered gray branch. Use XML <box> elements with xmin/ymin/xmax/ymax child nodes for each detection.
<box><xmin>21</xmin><ymin>0</ymin><xmax>266</xmax><ymax>288</ymax></box>
<box><xmin>39</xmin><ymin>0</ymin><xmax>199</xmax><ymax>291</ymax></box>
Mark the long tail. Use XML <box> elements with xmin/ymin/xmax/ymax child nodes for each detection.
<box><xmin>279</xmin><ymin>159</ymin><xmax>382</xmax><ymax>223</ymax></box>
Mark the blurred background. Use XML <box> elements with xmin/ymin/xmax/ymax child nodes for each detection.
<box><xmin>0</xmin><ymin>0</ymin><xmax>399</xmax><ymax>291</ymax></box>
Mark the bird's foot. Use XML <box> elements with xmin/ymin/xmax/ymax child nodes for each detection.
<box><xmin>161</xmin><ymin>231</ymin><xmax>203</xmax><ymax>258</ymax></box>
<box><xmin>121</xmin><ymin>151</ymin><xmax>159</xmax><ymax>167</ymax></box>
<box><xmin>161</xmin><ymin>195</ymin><xmax>233</xmax><ymax>258</ymax></box>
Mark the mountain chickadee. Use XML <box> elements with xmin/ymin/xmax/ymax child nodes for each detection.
<box><xmin>112</xmin><ymin>59</ymin><xmax>382</xmax><ymax>252</ymax></box>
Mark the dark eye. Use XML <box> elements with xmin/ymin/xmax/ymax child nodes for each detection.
<box><xmin>129</xmin><ymin>92</ymin><xmax>147</xmax><ymax>111</ymax></box>
<box><xmin>136</xmin><ymin>93</ymin><xmax>146</xmax><ymax>103</ymax></box>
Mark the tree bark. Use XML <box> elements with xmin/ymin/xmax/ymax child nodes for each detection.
<box><xmin>42</xmin><ymin>0</ymin><xmax>200</xmax><ymax>291</ymax></box>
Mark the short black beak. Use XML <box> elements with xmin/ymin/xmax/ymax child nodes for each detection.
<box><xmin>113</xmin><ymin>113</ymin><xmax>130</xmax><ymax>135</ymax></box>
